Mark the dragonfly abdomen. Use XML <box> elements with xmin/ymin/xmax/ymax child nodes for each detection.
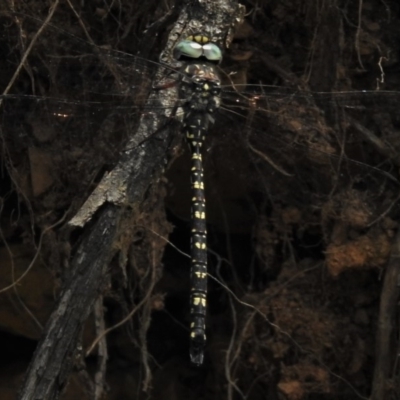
<box><xmin>179</xmin><ymin>61</ymin><xmax>221</xmax><ymax>365</ymax></box>
<box><xmin>187</xmin><ymin>137</ymin><xmax>208</xmax><ymax>366</ymax></box>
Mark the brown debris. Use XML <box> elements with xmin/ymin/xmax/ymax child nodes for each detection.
<box><xmin>326</xmin><ymin>233</ymin><xmax>391</xmax><ymax>276</ymax></box>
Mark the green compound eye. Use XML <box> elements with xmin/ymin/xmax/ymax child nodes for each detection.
<box><xmin>202</xmin><ymin>43</ymin><xmax>222</xmax><ymax>61</ymax></box>
<box><xmin>174</xmin><ymin>40</ymin><xmax>222</xmax><ymax>62</ymax></box>
<box><xmin>175</xmin><ymin>40</ymin><xmax>203</xmax><ymax>58</ymax></box>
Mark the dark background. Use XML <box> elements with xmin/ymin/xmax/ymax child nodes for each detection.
<box><xmin>1</xmin><ymin>0</ymin><xmax>400</xmax><ymax>399</ymax></box>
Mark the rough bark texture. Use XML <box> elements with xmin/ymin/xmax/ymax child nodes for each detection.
<box><xmin>1</xmin><ymin>1</ymin><xmax>244</xmax><ymax>399</ymax></box>
<box><xmin>1</xmin><ymin>0</ymin><xmax>400</xmax><ymax>400</ymax></box>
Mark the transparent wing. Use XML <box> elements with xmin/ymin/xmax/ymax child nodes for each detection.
<box><xmin>178</xmin><ymin>85</ymin><xmax>400</xmax><ymax>235</ymax></box>
<box><xmin>2</xmin><ymin>13</ymin><xmax>400</xmax><ymax>218</ymax></box>
<box><xmin>0</xmin><ymin>13</ymin><xmax>182</xmax><ymax>205</ymax></box>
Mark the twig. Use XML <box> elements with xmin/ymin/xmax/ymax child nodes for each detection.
<box><xmin>0</xmin><ymin>215</ymin><xmax>66</xmax><ymax>293</ymax></box>
<box><xmin>370</xmin><ymin>228</ymin><xmax>400</xmax><ymax>400</ymax></box>
<box><xmin>0</xmin><ymin>0</ymin><xmax>60</xmax><ymax>107</ymax></box>
<box><xmin>94</xmin><ymin>298</ymin><xmax>108</xmax><ymax>400</ymax></box>
<box><xmin>355</xmin><ymin>0</ymin><xmax>365</xmax><ymax>70</ymax></box>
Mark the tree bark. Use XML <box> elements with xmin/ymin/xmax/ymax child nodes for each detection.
<box><xmin>17</xmin><ymin>1</ymin><xmax>245</xmax><ymax>398</ymax></box>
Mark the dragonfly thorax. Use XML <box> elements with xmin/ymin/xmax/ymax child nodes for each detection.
<box><xmin>180</xmin><ymin>63</ymin><xmax>221</xmax><ymax>114</ymax></box>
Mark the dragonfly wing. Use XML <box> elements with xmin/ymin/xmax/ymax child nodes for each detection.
<box><xmin>0</xmin><ymin>15</ymin><xmax>181</xmax><ymax>204</ymax></box>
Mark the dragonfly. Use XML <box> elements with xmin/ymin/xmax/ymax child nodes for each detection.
<box><xmin>1</xmin><ymin>13</ymin><xmax>399</xmax><ymax>370</ymax></box>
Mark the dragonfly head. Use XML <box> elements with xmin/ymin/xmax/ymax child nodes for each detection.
<box><xmin>174</xmin><ymin>35</ymin><xmax>222</xmax><ymax>64</ymax></box>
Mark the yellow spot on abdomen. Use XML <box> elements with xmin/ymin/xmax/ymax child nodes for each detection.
<box><xmin>193</xmin><ymin>297</ymin><xmax>206</xmax><ymax>306</ymax></box>
<box><xmin>193</xmin><ymin>182</ymin><xmax>204</xmax><ymax>189</ymax></box>
<box><xmin>194</xmin><ymin>211</ymin><xmax>206</xmax><ymax>219</ymax></box>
